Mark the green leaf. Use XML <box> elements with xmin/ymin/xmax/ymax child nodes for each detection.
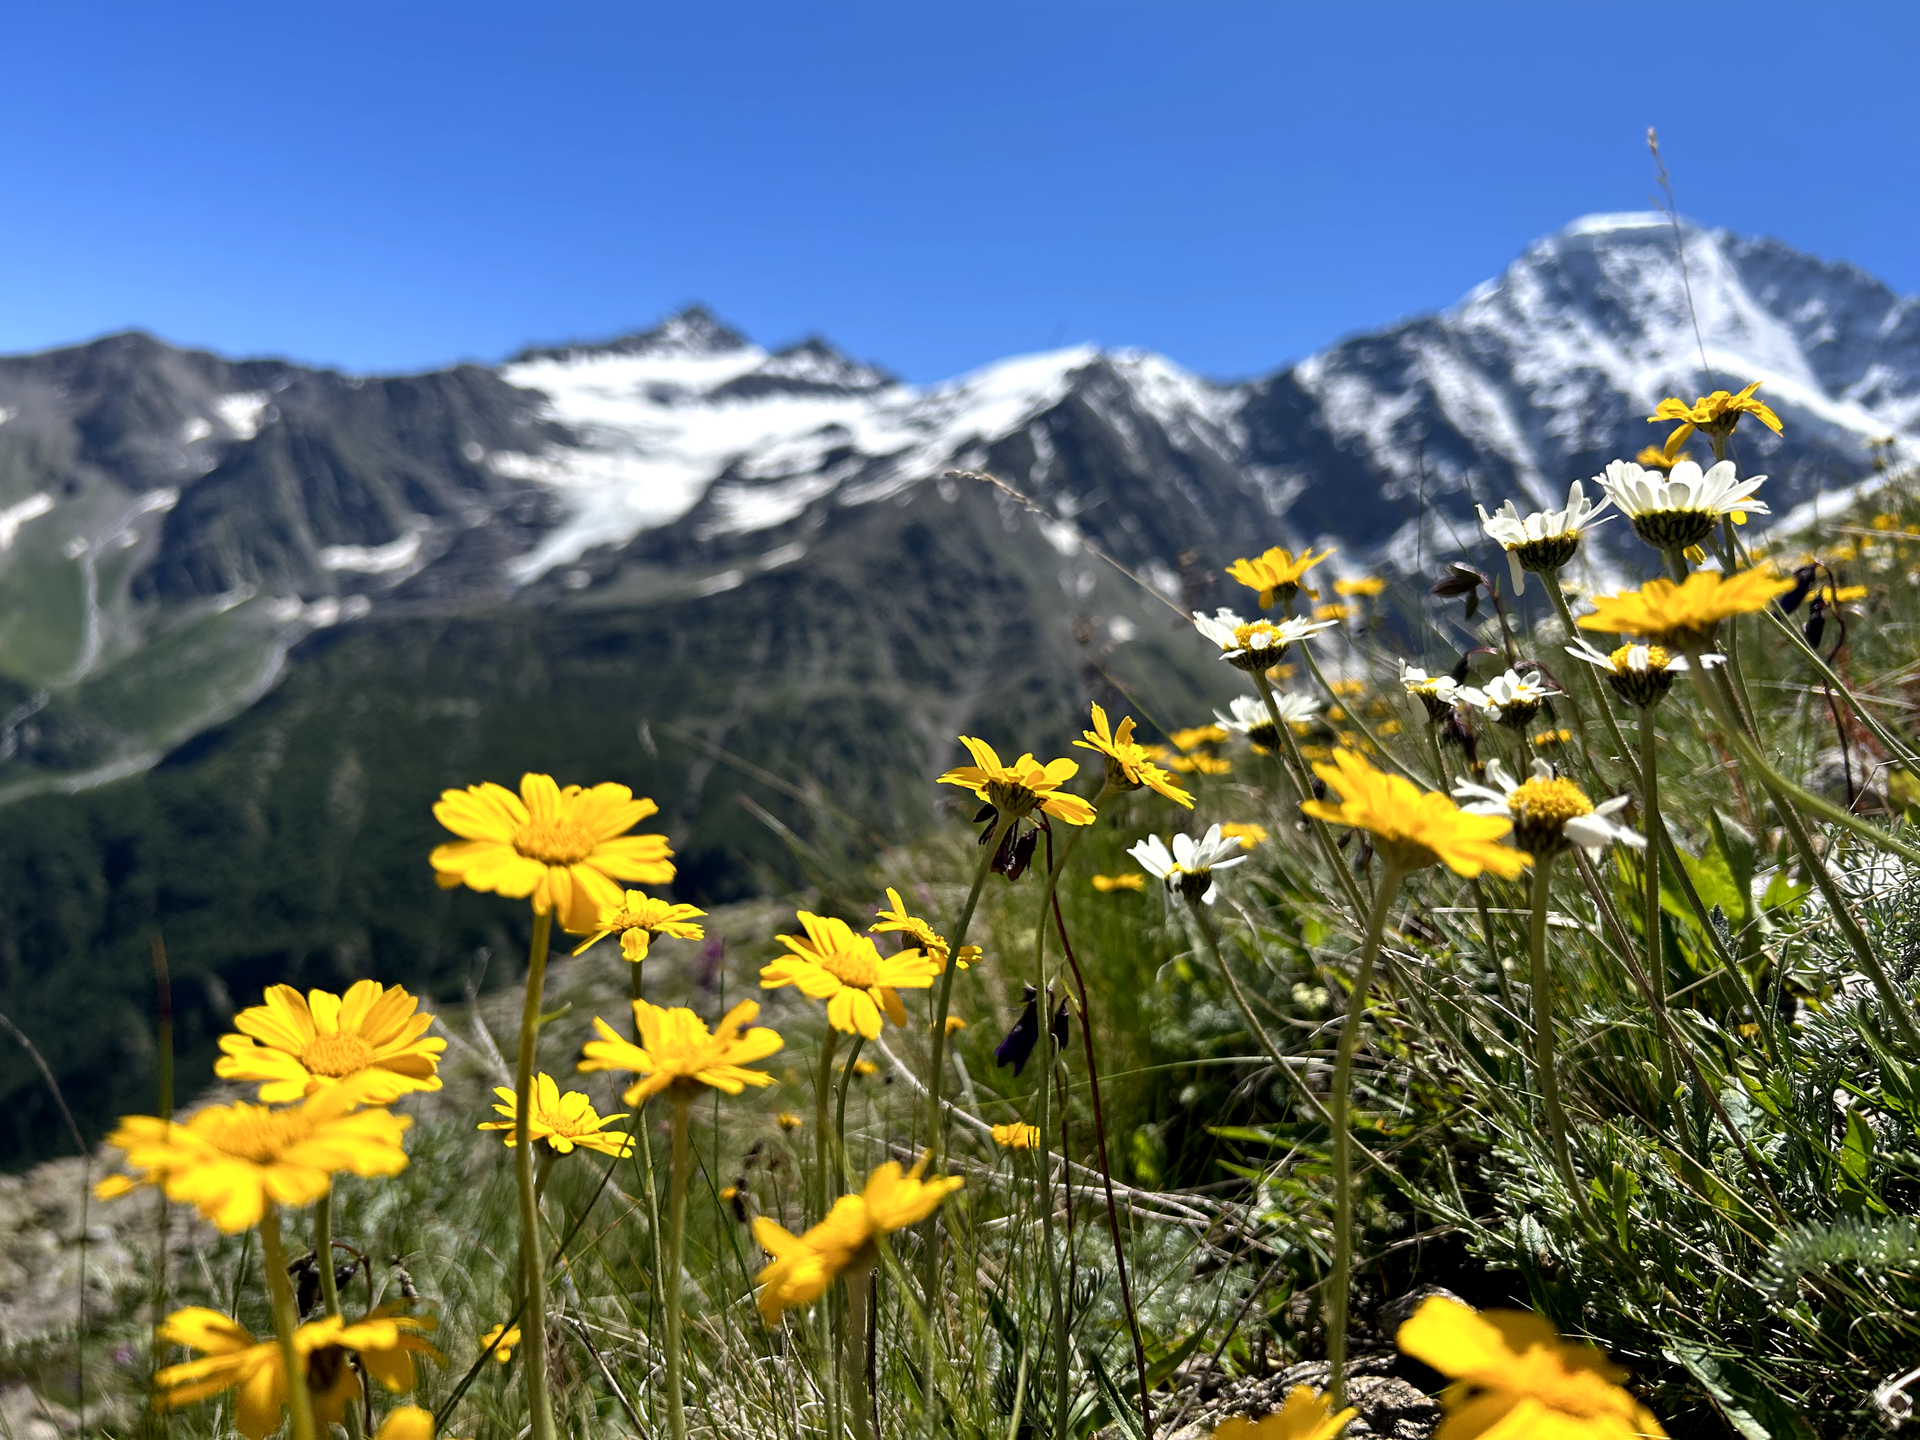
<box><xmin>1841</xmin><ymin>1108</ymin><xmax>1876</xmax><ymax>1188</ymax></box>
<box><xmin>1085</xmin><ymin>1347</ymin><xmax>1148</xmax><ymax>1440</ymax></box>
<box><xmin>1708</xmin><ymin>809</ymin><xmax>1757</xmax><ymax>925</ymax></box>
<box><xmin>1676</xmin><ymin>842</ymin><xmax>1743</xmax><ymax>925</ymax></box>
<box><xmin>1667</xmin><ymin>1344</ymin><xmax>1818</xmax><ymax>1440</ymax></box>
<box><xmin>1757</xmin><ymin>870</ymin><xmax>1810</xmax><ymax>916</ymax></box>
<box><xmin>1144</xmin><ymin>1329</ymin><xmax>1209</xmax><ymax>1390</ymax></box>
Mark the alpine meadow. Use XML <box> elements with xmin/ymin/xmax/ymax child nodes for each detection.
<box><xmin>10</xmin><ymin>203</ymin><xmax>1920</xmax><ymax>1440</ymax></box>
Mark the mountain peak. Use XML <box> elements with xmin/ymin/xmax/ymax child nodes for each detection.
<box><xmin>1558</xmin><ymin>211</ymin><xmax>1676</xmax><ymax>239</ymax></box>
<box><xmin>508</xmin><ymin>305</ymin><xmax>752</xmax><ymax>366</ymax></box>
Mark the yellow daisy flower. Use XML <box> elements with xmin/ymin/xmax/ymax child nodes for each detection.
<box><xmin>152</xmin><ymin>1306</ymin><xmax>441</xmax><ymax>1440</ymax></box>
<box><xmin>1634</xmin><ymin>419</ymin><xmax>1694</xmax><ymax>473</ymax></box>
<box><xmin>374</xmin><ymin>1407</ymin><xmax>438</xmax><ymax>1440</ymax></box>
<box><xmin>1333</xmin><ymin>576</ymin><xmax>1386</xmax><ymax>597</ymax></box>
<box><xmin>852</xmin><ymin>1058</ymin><xmax>880</xmax><ymax>1077</ymax></box>
<box><xmin>1073</xmin><ymin>704</ymin><xmax>1195</xmax><ymax>807</ymax></box>
<box><xmin>1213</xmin><ymin>1386</ymin><xmax>1357</xmax><ymax>1440</ymax></box>
<box><xmin>97</xmin><ymin>1089</ymin><xmax>410</xmax><ymax>1233</ymax></box>
<box><xmin>991</xmin><ymin>1122</ymin><xmax>1041</xmax><ymax>1150</ymax></box>
<box><xmin>777</xmin><ymin>1110</ymin><xmax>805</xmax><ymax>1131</ymax></box>
<box><xmin>1300</xmin><ymin>750</ymin><xmax>1530</xmax><ymax>880</ymax></box>
<box><xmin>1648</xmin><ymin>378</ymin><xmax>1783</xmax><ymax>447</ymax></box>
<box><xmin>1576</xmin><ymin>567</ymin><xmax>1793</xmax><ymax>650</ymax></box>
<box><xmin>871</xmin><ymin>887</ymin><xmax>979</xmax><ymax>971</ymax></box>
<box><xmin>1218</xmin><ymin>822</ymin><xmax>1268</xmax><ymax>849</ymax></box>
<box><xmin>429</xmin><ymin>772</ymin><xmax>673</xmax><ymax>932</ymax></box>
<box><xmin>1226</xmin><ymin>545</ymin><xmax>1335</xmax><ymax>610</ymax></box>
<box><xmin>477</xmin><ymin>1073</ymin><xmax>633</xmax><ymax>1157</ymax></box>
<box><xmin>937</xmin><ymin>736</ymin><xmax>1098</xmax><ymax>825</ymax></box>
<box><xmin>1395</xmin><ymin>1295</ymin><xmax>1668</xmax><ymax>1440</ymax></box>
<box><xmin>944</xmin><ymin>1015</ymin><xmax>968</xmax><ymax>1035</ymax></box>
<box><xmin>1169</xmin><ymin>723</ymin><xmax>1231</xmax><ymax>751</ymax></box>
<box><xmin>760</xmin><ymin>911</ymin><xmax>942</xmax><ymax>1039</ymax></box>
<box><xmin>751</xmin><ymin>1157</ymin><xmax>963</xmax><ymax>1320</ymax></box>
<box><xmin>213</xmin><ymin>981</ymin><xmax>445</xmax><ymax>1104</ymax></box>
<box><xmin>578</xmin><ymin>998</ymin><xmax>783</xmax><ymax>1105</ymax></box>
<box><xmin>1091</xmin><ymin>873</ymin><xmax>1148</xmax><ymax>893</ymax></box>
<box><xmin>571</xmin><ymin>891</ymin><xmax>707</xmax><ymax>960</ymax></box>
<box><xmin>479</xmin><ymin>1323</ymin><xmax>520</xmax><ymax>1363</ymax></box>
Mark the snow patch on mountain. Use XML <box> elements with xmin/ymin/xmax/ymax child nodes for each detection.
<box><xmin>499</xmin><ymin>341</ymin><xmax>1102</xmax><ymax>580</ymax></box>
<box><xmin>214</xmin><ymin>392</ymin><xmax>271</xmax><ymax>440</ymax></box>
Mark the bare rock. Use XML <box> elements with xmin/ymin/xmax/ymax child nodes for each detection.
<box><xmin>1141</xmin><ymin>1354</ymin><xmax>1441</xmax><ymax>1440</ymax></box>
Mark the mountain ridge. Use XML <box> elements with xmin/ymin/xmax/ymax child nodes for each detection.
<box><xmin>0</xmin><ymin>212</ymin><xmax>1916</xmax><ymax>1161</ymax></box>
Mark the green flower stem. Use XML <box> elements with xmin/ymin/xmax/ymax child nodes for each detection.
<box><xmin>814</xmin><ymin>1026</ymin><xmax>840</xmax><ymax>1222</ymax></box>
<box><xmin>257</xmin><ymin>1203</ymin><xmax>317</xmax><ymax>1440</ymax></box>
<box><xmin>513</xmin><ymin>909</ymin><xmax>558</xmax><ymax>1440</ymax></box>
<box><xmin>1687</xmin><ymin>655</ymin><xmax>1920</xmax><ymax>1053</ymax></box>
<box><xmin>927</xmin><ymin>813</ymin><xmax>1012</xmax><ymax>1170</ymax></box>
<box><xmin>1252</xmin><ymin>671</ymin><xmax>1372</xmax><ymax>921</ymax></box>
<box><xmin>1031</xmin><ymin>815</ymin><xmax>1101</xmax><ymax>1440</ymax></box>
<box><xmin>1637</xmin><ymin>710</ymin><xmax>1677</xmax><ymax>1107</ymax></box>
<box><xmin>835</xmin><ymin>1035</ymin><xmax>865</xmax><ymax>1191</ymax></box>
<box><xmin>628</xmin><ymin>963</ymin><xmax>667</xmax><ymax>1403</ymax></box>
<box><xmin>1546</xmin><ymin>583</ymin><xmax>1639</xmax><ymax>789</ymax></box>
<box><xmin>314</xmin><ymin>1188</ymin><xmax>342</xmax><ymax>1317</ymax></box>
<box><xmin>1325</xmin><ymin>860</ymin><xmax>1402</xmax><ymax>1412</ymax></box>
<box><xmin>921</xmin><ymin>811</ymin><xmax>1012</xmax><ymax>1440</ymax></box>
<box><xmin>1526</xmin><ymin>854</ymin><xmax>1579</xmax><ymax>1194</ymax></box>
<box><xmin>313</xmin><ymin>1190</ymin><xmax>364</xmax><ymax>1440</ymax></box>
<box><xmin>1423</xmin><ymin>726</ymin><xmax>1510</xmax><ymax>997</ymax></box>
<box><xmin>841</xmin><ymin>1260</ymin><xmax>878</xmax><ymax>1440</ymax></box>
<box><xmin>664</xmin><ymin>1092</ymin><xmax>694</xmax><ymax>1440</ymax></box>
<box><xmin>1301</xmin><ymin>646</ymin><xmax>1432</xmax><ymax>787</ymax></box>
<box><xmin>1050</xmin><ymin>875</ymin><xmax>1153</xmax><ymax>1440</ymax></box>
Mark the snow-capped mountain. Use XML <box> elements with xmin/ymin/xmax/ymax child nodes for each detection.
<box><xmin>3</xmin><ymin>212</ymin><xmax>1920</xmax><ymax>1161</ymax></box>
<box><xmin>0</xmin><ymin>214</ymin><xmax>1913</xmax><ymax>808</ymax></box>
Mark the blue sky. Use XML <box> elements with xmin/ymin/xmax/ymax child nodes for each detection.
<box><xmin>3</xmin><ymin>2</ymin><xmax>1916</xmax><ymax>384</ymax></box>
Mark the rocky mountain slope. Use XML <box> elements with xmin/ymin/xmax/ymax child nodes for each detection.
<box><xmin>0</xmin><ymin>213</ymin><xmax>1914</xmax><ymax>1162</ymax></box>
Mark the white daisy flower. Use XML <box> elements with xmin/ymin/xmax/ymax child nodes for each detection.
<box><xmin>1563</xmin><ymin>637</ymin><xmax>1724</xmax><ymax>709</ymax></box>
<box><xmin>1215</xmin><ymin>692</ymin><xmax>1319</xmax><ymax>748</ymax></box>
<box><xmin>1128</xmin><ymin>824</ymin><xmax>1249</xmax><ymax>905</ymax></box>
<box><xmin>1192</xmin><ymin>608</ymin><xmax>1338</xmax><ymax>672</ymax></box>
<box><xmin>1399</xmin><ymin>662</ymin><xmax>1464</xmax><ymax>723</ymax></box>
<box><xmin>1595</xmin><ymin>458</ymin><xmax>1770</xmax><ymax>551</ymax></box>
<box><xmin>1454</xmin><ymin>758</ymin><xmax>1644</xmax><ymax>858</ymax></box>
<box><xmin>1474</xmin><ymin>480</ymin><xmax>1611</xmax><ymax>595</ymax></box>
<box><xmin>1458</xmin><ymin>668</ymin><xmax>1560</xmax><ymax>730</ymax></box>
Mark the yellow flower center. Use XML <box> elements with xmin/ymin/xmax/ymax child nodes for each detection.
<box><xmin>1608</xmin><ymin>644</ymin><xmax>1670</xmax><ymax>672</ymax></box>
<box><xmin>202</xmin><ymin>1107</ymin><xmax>318</xmax><ymax>1163</ymax></box>
<box><xmin>1231</xmin><ymin>621</ymin><xmax>1284</xmax><ymax>650</ymax></box>
<box><xmin>542</xmin><ymin>1109</ymin><xmax>593</xmax><ymax>1138</ymax></box>
<box><xmin>299</xmin><ymin>1031</ymin><xmax>377</xmax><ymax>1078</ymax></box>
<box><xmin>1508</xmin><ymin>777</ymin><xmax>1595</xmax><ymax>827</ymax></box>
<box><xmin>812</xmin><ymin>945</ymin><xmax>882</xmax><ymax>989</ymax></box>
<box><xmin>514</xmin><ymin>818</ymin><xmax>596</xmax><ymax>864</ymax></box>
